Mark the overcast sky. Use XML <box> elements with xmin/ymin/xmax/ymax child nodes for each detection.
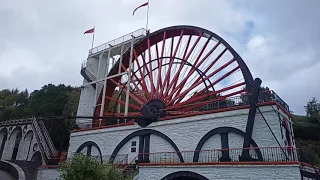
<box><xmin>0</xmin><ymin>0</ymin><xmax>319</xmax><ymax>115</ymax></box>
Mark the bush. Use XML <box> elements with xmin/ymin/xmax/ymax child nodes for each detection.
<box><xmin>60</xmin><ymin>154</ymin><xmax>133</xmax><ymax>180</ymax></box>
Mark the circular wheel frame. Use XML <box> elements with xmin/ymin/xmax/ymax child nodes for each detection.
<box><xmin>94</xmin><ymin>25</ymin><xmax>253</xmax><ymax>124</ymax></box>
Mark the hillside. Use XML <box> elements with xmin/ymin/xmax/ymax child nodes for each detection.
<box><xmin>293</xmin><ymin>115</ymin><xmax>320</xmax><ymax>166</ymax></box>
<box><xmin>0</xmin><ymin>85</ymin><xmax>319</xmax><ymax>166</ymax></box>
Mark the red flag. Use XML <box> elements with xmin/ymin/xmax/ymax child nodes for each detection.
<box><xmin>84</xmin><ymin>28</ymin><xmax>95</xmax><ymax>34</ymax></box>
<box><xmin>133</xmin><ymin>2</ymin><xmax>148</xmax><ymax>15</ymax></box>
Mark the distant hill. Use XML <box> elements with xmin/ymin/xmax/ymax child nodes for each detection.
<box><xmin>293</xmin><ymin>115</ymin><xmax>320</xmax><ymax>166</ymax></box>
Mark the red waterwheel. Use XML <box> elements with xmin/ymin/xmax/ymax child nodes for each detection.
<box><xmin>94</xmin><ymin>26</ymin><xmax>253</xmax><ymax>125</ymax></box>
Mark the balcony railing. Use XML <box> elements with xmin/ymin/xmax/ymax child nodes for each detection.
<box><xmin>202</xmin><ymin>90</ymin><xmax>289</xmax><ymax>112</ymax></box>
<box><xmin>88</xmin><ymin>28</ymin><xmax>147</xmax><ymax>56</ymax></box>
<box><xmin>132</xmin><ymin>147</ymin><xmax>298</xmax><ymax>164</ymax></box>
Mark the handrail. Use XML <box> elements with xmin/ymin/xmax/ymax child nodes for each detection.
<box><xmin>32</xmin><ymin>117</ymin><xmax>51</xmax><ymax>159</ymax></box>
<box><xmin>88</xmin><ymin>28</ymin><xmax>147</xmax><ymax>55</ymax></box>
<box><xmin>131</xmin><ymin>146</ymin><xmax>298</xmax><ymax>164</ymax></box>
<box><xmin>38</xmin><ymin>120</ymin><xmax>57</xmax><ymax>157</ymax></box>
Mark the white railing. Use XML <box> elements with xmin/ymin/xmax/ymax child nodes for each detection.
<box><xmin>81</xmin><ymin>60</ymin><xmax>97</xmax><ymax>81</ymax></box>
<box><xmin>32</xmin><ymin>117</ymin><xmax>51</xmax><ymax>159</ymax></box>
<box><xmin>89</xmin><ymin>28</ymin><xmax>147</xmax><ymax>55</ymax></box>
<box><xmin>0</xmin><ymin>118</ymin><xmax>33</xmax><ymax>126</ymax></box>
<box><xmin>38</xmin><ymin>120</ymin><xmax>57</xmax><ymax>157</ymax></box>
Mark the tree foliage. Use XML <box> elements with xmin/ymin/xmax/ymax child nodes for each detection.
<box><xmin>60</xmin><ymin>154</ymin><xmax>133</xmax><ymax>180</ymax></box>
<box><xmin>0</xmin><ymin>84</ymin><xmax>80</xmax><ymax>151</ymax></box>
<box><xmin>0</xmin><ymin>88</ymin><xmax>29</xmax><ymax>120</ymax></box>
<box><xmin>304</xmin><ymin>98</ymin><xmax>320</xmax><ymax>123</ymax></box>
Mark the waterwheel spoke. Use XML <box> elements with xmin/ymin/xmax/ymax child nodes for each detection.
<box><xmin>162</xmin><ymin>30</ymin><xmax>184</xmax><ymax>98</ymax></box>
<box><xmin>167</xmin><ymin>57</ymin><xmax>235</xmax><ymax>106</ymax></box>
<box><xmin>95</xmin><ymin>26</ymin><xmax>253</xmax><ymax>122</ymax></box>
<box><xmin>133</xmin><ymin>50</ymin><xmax>152</xmax><ymax>100</ymax></box>
<box><xmin>164</xmin><ymin>35</ymin><xmax>213</xmax><ymax>100</ymax></box>
<box><xmin>168</xmin><ymin>46</ymin><xmax>226</xmax><ymax>101</ymax></box>
<box><xmin>167</xmin><ymin>82</ymin><xmax>245</xmax><ymax>110</ymax></box>
<box><xmin>105</xmin><ymin>96</ymin><xmax>141</xmax><ymax>111</ymax></box>
<box><xmin>169</xmin><ymin>89</ymin><xmax>245</xmax><ymax>112</ymax></box>
<box><xmin>122</xmin><ymin>65</ymin><xmax>148</xmax><ymax>103</ymax></box>
<box><xmin>147</xmin><ymin>37</ymin><xmax>156</xmax><ymax>97</ymax></box>
<box><xmin>156</xmin><ymin>31</ymin><xmax>166</xmax><ymax>96</ymax></box>
<box><xmin>110</xmin><ymin>79</ymin><xmax>146</xmax><ymax>105</ymax></box>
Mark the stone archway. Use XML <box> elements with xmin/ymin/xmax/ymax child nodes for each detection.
<box><xmin>10</xmin><ymin>127</ymin><xmax>22</xmax><ymax>160</ymax></box>
<box><xmin>0</xmin><ymin>128</ymin><xmax>8</xmax><ymax>158</ymax></box>
<box><xmin>161</xmin><ymin>171</ymin><xmax>209</xmax><ymax>180</ymax></box>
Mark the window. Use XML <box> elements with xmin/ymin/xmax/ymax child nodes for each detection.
<box><xmin>131</xmin><ymin>141</ymin><xmax>137</xmax><ymax>152</ymax></box>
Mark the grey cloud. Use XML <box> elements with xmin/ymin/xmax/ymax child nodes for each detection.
<box><xmin>0</xmin><ymin>0</ymin><xmax>319</xmax><ymax>115</ymax></box>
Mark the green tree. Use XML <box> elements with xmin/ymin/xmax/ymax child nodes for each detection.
<box><xmin>60</xmin><ymin>154</ymin><xmax>134</xmax><ymax>180</ymax></box>
<box><xmin>27</xmin><ymin>84</ymin><xmax>80</xmax><ymax>151</ymax></box>
<box><xmin>0</xmin><ymin>88</ymin><xmax>29</xmax><ymax>120</ymax></box>
<box><xmin>304</xmin><ymin>97</ymin><xmax>320</xmax><ymax>117</ymax></box>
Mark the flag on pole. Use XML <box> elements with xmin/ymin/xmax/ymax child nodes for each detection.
<box><xmin>84</xmin><ymin>28</ymin><xmax>95</xmax><ymax>34</ymax></box>
<box><xmin>133</xmin><ymin>2</ymin><xmax>149</xmax><ymax>15</ymax></box>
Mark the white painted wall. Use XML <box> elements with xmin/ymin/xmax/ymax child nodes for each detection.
<box><xmin>69</xmin><ymin>105</ymin><xmax>288</xmax><ymax>162</ymax></box>
<box><xmin>76</xmin><ymin>78</ymin><xmax>95</xmax><ymax>127</ymax></box>
<box><xmin>137</xmin><ymin>164</ymin><xmax>301</xmax><ymax>180</ymax></box>
<box><xmin>37</xmin><ymin>168</ymin><xmax>60</xmax><ymax>180</ymax></box>
<box><xmin>0</xmin><ymin>124</ymin><xmax>46</xmax><ymax>165</ymax></box>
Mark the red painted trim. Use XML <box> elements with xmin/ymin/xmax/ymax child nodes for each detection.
<box><xmin>300</xmin><ymin>162</ymin><xmax>320</xmax><ymax>170</ymax></box>
<box><xmin>138</xmin><ymin>161</ymin><xmax>300</xmax><ymax>166</ymax></box>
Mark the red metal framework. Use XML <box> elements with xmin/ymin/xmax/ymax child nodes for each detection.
<box><xmin>94</xmin><ymin>26</ymin><xmax>254</xmax><ymax>124</ymax></box>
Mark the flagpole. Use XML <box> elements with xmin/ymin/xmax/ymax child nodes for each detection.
<box><xmin>91</xmin><ymin>26</ymin><xmax>95</xmax><ymax>49</ymax></box>
<box><xmin>146</xmin><ymin>0</ymin><xmax>150</xmax><ymax>31</ymax></box>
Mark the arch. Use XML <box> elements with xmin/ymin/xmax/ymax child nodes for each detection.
<box><xmin>75</xmin><ymin>141</ymin><xmax>103</xmax><ymax>162</ymax></box>
<box><xmin>0</xmin><ymin>128</ymin><xmax>8</xmax><ymax>158</ymax></box>
<box><xmin>10</xmin><ymin>126</ymin><xmax>22</xmax><ymax>160</ymax></box>
<box><xmin>110</xmin><ymin>129</ymin><xmax>183</xmax><ymax>163</ymax></box>
<box><xmin>193</xmin><ymin>127</ymin><xmax>263</xmax><ymax>162</ymax></box>
<box><xmin>31</xmin><ymin>151</ymin><xmax>42</xmax><ymax>166</ymax></box>
<box><xmin>23</xmin><ymin>130</ymin><xmax>34</xmax><ymax>160</ymax></box>
<box><xmin>161</xmin><ymin>171</ymin><xmax>209</xmax><ymax>180</ymax></box>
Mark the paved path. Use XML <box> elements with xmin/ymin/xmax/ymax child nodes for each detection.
<box><xmin>0</xmin><ymin>170</ymin><xmax>15</xmax><ymax>180</ymax></box>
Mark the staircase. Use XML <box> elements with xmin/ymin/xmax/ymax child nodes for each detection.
<box><xmin>31</xmin><ymin>117</ymin><xmax>58</xmax><ymax>164</ymax></box>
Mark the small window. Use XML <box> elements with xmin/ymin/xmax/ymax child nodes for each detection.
<box><xmin>131</xmin><ymin>141</ymin><xmax>136</xmax><ymax>146</ymax></box>
<box><xmin>131</xmin><ymin>147</ymin><xmax>136</xmax><ymax>152</ymax></box>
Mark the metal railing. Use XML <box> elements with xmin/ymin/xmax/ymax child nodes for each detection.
<box><xmin>32</xmin><ymin>117</ymin><xmax>51</xmax><ymax>159</ymax></box>
<box><xmin>89</xmin><ymin>28</ymin><xmax>147</xmax><ymax>55</ymax></box>
<box><xmin>81</xmin><ymin>60</ymin><xmax>97</xmax><ymax>81</ymax></box>
<box><xmin>0</xmin><ymin>118</ymin><xmax>33</xmax><ymax>126</ymax></box>
<box><xmin>38</xmin><ymin>120</ymin><xmax>57</xmax><ymax>157</ymax></box>
<box><xmin>132</xmin><ymin>147</ymin><xmax>298</xmax><ymax>164</ymax></box>
<box><xmin>202</xmin><ymin>90</ymin><xmax>289</xmax><ymax>112</ymax></box>
<box><xmin>104</xmin><ymin>154</ymin><xmax>129</xmax><ymax>165</ymax></box>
